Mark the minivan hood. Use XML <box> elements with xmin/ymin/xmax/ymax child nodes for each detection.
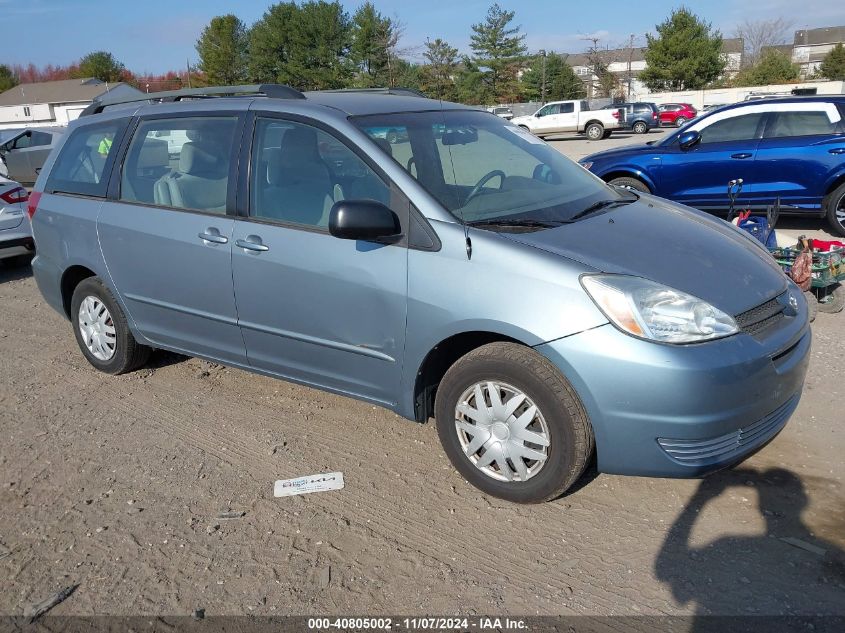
<box><xmin>503</xmin><ymin>196</ymin><xmax>787</xmax><ymax>316</ymax></box>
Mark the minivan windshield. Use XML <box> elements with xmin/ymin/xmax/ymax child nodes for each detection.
<box><xmin>352</xmin><ymin>110</ymin><xmax>628</xmax><ymax>227</ymax></box>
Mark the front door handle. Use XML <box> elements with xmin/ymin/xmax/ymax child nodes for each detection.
<box><xmin>236</xmin><ymin>236</ymin><xmax>269</xmax><ymax>252</ymax></box>
<box><xmin>829</xmin><ymin>148</ymin><xmax>845</xmax><ymax>155</ymax></box>
<box><xmin>198</xmin><ymin>228</ymin><xmax>228</xmax><ymax>244</ymax></box>
<box><xmin>731</xmin><ymin>152</ymin><xmax>753</xmax><ymax>159</ymax></box>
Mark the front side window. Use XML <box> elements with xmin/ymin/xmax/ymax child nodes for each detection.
<box><xmin>29</xmin><ymin>131</ymin><xmax>52</xmax><ymax>147</ymax></box>
<box><xmin>47</xmin><ymin>120</ymin><xmax>126</xmax><ymax>197</ymax></box>
<box><xmin>698</xmin><ymin>113</ymin><xmax>765</xmax><ymax>144</ymax></box>
<box><xmin>536</xmin><ymin>104</ymin><xmax>561</xmax><ymax>117</ymax></box>
<box><xmin>120</xmin><ymin>116</ymin><xmax>237</xmax><ymax>213</ymax></box>
<box><xmin>354</xmin><ymin>110</ymin><xmax>621</xmax><ymax>227</ymax></box>
<box><xmin>766</xmin><ymin>110</ymin><xmax>842</xmax><ymax>138</ymax></box>
<box><xmin>250</xmin><ymin>118</ymin><xmax>390</xmax><ymax>228</ymax></box>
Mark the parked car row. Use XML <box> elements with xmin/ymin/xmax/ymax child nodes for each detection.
<box><xmin>512</xmin><ymin>99</ymin><xmax>624</xmax><ymax>140</ymax></box>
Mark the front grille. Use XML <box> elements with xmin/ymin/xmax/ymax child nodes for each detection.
<box><xmin>735</xmin><ymin>295</ymin><xmax>785</xmax><ymax>336</ymax></box>
<box><xmin>657</xmin><ymin>394</ymin><xmax>798</xmax><ymax>466</ymax></box>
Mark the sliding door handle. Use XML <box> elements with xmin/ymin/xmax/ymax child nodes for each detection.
<box><xmin>198</xmin><ymin>228</ymin><xmax>228</xmax><ymax>244</ymax></box>
<box><xmin>236</xmin><ymin>237</ymin><xmax>269</xmax><ymax>252</ymax></box>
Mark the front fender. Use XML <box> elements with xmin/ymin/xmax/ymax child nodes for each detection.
<box><xmin>593</xmin><ymin>162</ymin><xmax>659</xmax><ymax>192</ymax></box>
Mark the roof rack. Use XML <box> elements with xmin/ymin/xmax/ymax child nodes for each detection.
<box><xmin>79</xmin><ymin>83</ymin><xmax>305</xmax><ymax>117</ymax></box>
<box><xmin>318</xmin><ymin>87</ymin><xmax>429</xmax><ymax>98</ymax></box>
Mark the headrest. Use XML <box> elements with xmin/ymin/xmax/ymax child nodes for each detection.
<box><xmin>136</xmin><ymin>138</ymin><xmax>169</xmax><ymax>170</ymax></box>
<box><xmin>179</xmin><ymin>142</ymin><xmax>221</xmax><ymax>176</ymax></box>
<box><xmin>373</xmin><ymin>137</ymin><xmax>392</xmax><ymax>157</ymax></box>
<box><xmin>278</xmin><ymin>127</ymin><xmax>321</xmax><ymax>168</ymax></box>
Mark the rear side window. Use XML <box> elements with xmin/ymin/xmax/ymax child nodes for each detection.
<box><xmin>120</xmin><ymin>116</ymin><xmax>238</xmax><ymax>214</ymax></box>
<box><xmin>46</xmin><ymin>120</ymin><xmax>126</xmax><ymax>197</ymax></box>
<box><xmin>766</xmin><ymin>110</ymin><xmax>842</xmax><ymax>138</ymax></box>
<box><xmin>560</xmin><ymin>102</ymin><xmax>575</xmax><ymax>114</ymax></box>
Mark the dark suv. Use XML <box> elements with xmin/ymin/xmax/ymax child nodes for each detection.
<box><xmin>604</xmin><ymin>102</ymin><xmax>660</xmax><ymax>134</ymax></box>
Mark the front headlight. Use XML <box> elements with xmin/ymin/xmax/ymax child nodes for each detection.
<box><xmin>581</xmin><ymin>275</ymin><xmax>739</xmax><ymax>344</ymax></box>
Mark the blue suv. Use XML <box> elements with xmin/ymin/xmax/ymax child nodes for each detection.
<box><xmin>580</xmin><ymin>97</ymin><xmax>845</xmax><ymax>236</ymax></box>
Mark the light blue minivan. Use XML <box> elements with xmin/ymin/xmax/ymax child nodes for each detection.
<box><xmin>29</xmin><ymin>85</ymin><xmax>810</xmax><ymax>502</ymax></box>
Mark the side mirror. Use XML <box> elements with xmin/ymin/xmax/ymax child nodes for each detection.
<box><xmin>329</xmin><ymin>200</ymin><xmax>401</xmax><ymax>241</ymax></box>
<box><xmin>678</xmin><ymin>130</ymin><xmax>701</xmax><ymax>150</ymax></box>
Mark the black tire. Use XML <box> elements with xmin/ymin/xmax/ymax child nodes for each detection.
<box><xmin>608</xmin><ymin>176</ymin><xmax>651</xmax><ymax>193</ymax></box>
<box><xmin>70</xmin><ymin>276</ymin><xmax>151</xmax><ymax>374</ymax></box>
<box><xmin>434</xmin><ymin>342</ymin><xmax>593</xmax><ymax>503</ymax></box>
<box><xmin>585</xmin><ymin>122</ymin><xmax>604</xmax><ymax>140</ymax></box>
<box><xmin>675</xmin><ymin>116</ymin><xmax>687</xmax><ymax>127</ymax></box>
<box><xmin>815</xmin><ymin>284</ymin><xmax>845</xmax><ymax>314</ymax></box>
<box><xmin>823</xmin><ymin>182</ymin><xmax>845</xmax><ymax>237</ymax></box>
<box><xmin>804</xmin><ymin>291</ymin><xmax>817</xmax><ymax>323</ymax></box>
<box><xmin>601</xmin><ymin>130</ymin><xmax>613</xmax><ymax>139</ymax></box>
<box><xmin>386</xmin><ymin>129</ymin><xmax>399</xmax><ymax>144</ymax></box>
<box><xmin>632</xmin><ymin>121</ymin><xmax>648</xmax><ymax>134</ymax></box>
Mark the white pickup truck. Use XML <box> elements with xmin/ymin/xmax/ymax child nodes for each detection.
<box><xmin>511</xmin><ymin>100</ymin><xmax>624</xmax><ymax>140</ymax></box>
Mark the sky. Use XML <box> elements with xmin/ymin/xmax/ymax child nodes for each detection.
<box><xmin>2</xmin><ymin>0</ymin><xmax>844</xmax><ymax>74</ymax></box>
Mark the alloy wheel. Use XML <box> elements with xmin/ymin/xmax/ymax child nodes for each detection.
<box><xmin>454</xmin><ymin>381</ymin><xmax>551</xmax><ymax>483</ymax></box>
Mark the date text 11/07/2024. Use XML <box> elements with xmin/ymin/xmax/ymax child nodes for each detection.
<box><xmin>307</xmin><ymin>617</ymin><xmax>528</xmax><ymax>630</ymax></box>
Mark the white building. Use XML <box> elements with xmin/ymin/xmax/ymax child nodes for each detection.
<box><xmin>790</xmin><ymin>26</ymin><xmax>845</xmax><ymax>78</ymax></box>
<box><xmin>565</xmin><ymin>39</ymin><xmax>744</xmax><ymax>99</ymax></box>
<box><xmin>0</xmin><ymin>78</ymin><xmax>142</xmax><ymax>130</ymax></box>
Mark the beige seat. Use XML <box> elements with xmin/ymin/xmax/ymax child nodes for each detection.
<box><xmin>154</xmin><ymin>141</ymin><xmax>228</xmax><ymax>212</ymax></box>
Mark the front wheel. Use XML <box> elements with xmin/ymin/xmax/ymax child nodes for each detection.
<box><xmin>675</xmin><ymin>117</ymin><xmax>687</xmax><ymax>127</ymax></box>
<box><xmin>585</xmin><ymin>123</ymin><xmax>604</xmax><ymax>140</ymax></box>
<box><xmin>435</xmin><ymin>342</ymin><xmax>593</xmax><ymax>503</ymax></box>
<box><xmin>608</xmin><ymin>176</ymin><xmax>650</xmax><ymax>193</ymax></box>
<box><xmin>823</xmin><ymin>182</ymin><xmax>845</xmax><ymax>237</ymax></box>
<box><xmin>601</xmin><ymin>130</ymin><xmax>613</xmax><ymax>139</ymax></box>
<box><xmin>71</xmin><ymin>277</ymin><xmax>151</xmax><ymax>374</ymax></box>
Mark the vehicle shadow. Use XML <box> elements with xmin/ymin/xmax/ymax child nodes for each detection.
<box><xmin>655</xmin><ymin>467</ymin><xmax>845</xmax><ymax>624</ymax></box>
<box><xmin>0</xmin><ymin>258</ymin><xmax>33</xmax><ymax>283</ymax></box>
<box><xmin>544</xmin><ymin>130</ymin><xmax>667</xmax><ymax>142</ymax></box>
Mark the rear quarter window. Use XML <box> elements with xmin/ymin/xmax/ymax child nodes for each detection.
<box><xmin>46</xmin><ymin>120</ymin><xmax>127</xmax><ymax>197</ymax></box>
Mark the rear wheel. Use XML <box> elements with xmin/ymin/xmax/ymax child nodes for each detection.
<box><xmin>601</xmin><ymin>130</ymin><xmax>613</xmax><ymax>139</ymax></box>
<box><xmin>608</xmin><ymin>176</ymin><xmax>650</xmax><ymax>193</ymax></box>
<box><xmin>675</xmin><ymin>116</ymin><xmax>688</xmax><ymax>127</ymax></box>
<box><xmin>70</xmin><ymin>277</ymin><xmax>151</xmax><ymax>374</ymax></box>
<box><xmin>632</xmin><ymin>121</ymin><xmax>648</xmax><ymax>134</ymax></box>
<box><xmin>435</xmin><ymin>342</ymin><xmax>593</xmax><ymax>503</ymax></box>
<box><xmin>804</xmin><ymin>291</ymin><xmax>817</xmax><ymax>323</ymax></box>
<box><xmin>823</xmin><ymin>182</ymin><xmax>845</xmax><ymax>237</ymax></box>
<box><xmin>585</xmin><ymin>123</ymin><xmax>604</xmax><ymax>140</ymax></box>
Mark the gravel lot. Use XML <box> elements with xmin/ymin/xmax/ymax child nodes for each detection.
<box><xmin>1</xmin><ymin>132</ymin><xmax>844</xmax><ymax>618</ymax></box>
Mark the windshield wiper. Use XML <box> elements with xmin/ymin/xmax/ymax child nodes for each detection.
<box><xmin>467</xmin><ymin>218</ymin><xmax>564</xmax><ymax>228</ymax></box>
<box><xmin>568</xmin><ymin>193</ymin><xmax>638</xmax><ymax>222</ymax></box>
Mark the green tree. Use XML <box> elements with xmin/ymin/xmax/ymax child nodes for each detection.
<box><xmin>393</xmin><ymin>59</ymin><xmax>423</xmax><ymax>92</ymax></box>
<box><xmin>285</xmin><ymin>1</ymin><xmax>352</xmax><ymax>90</ymax></box>
<box><xmin>470</xmin><ymin>3</ymin><xmax>527</xmax><ymax>103</ymax></box>
<box><xmin>454</xmin><ymin>57</ymin><xmax>486</xmax><ymax>105</ymax></box>
<box><xmin>196</xmin><ymin>14</ymin><xmax>249</xmax><ymax>86</ymax></box>
<box><xmin>248</xmin><ymin>2</ymin><xmax>298</xmax><ymax>83</ymax></box>
<box><xmin>0</xmin><ymin>64</ymin><xmax>18</xmax><ymax>92</ymax></box>
<box><xmin>641</xmin><ymin>7</ymin><xmax>725</xmax><ymax>91</ymax></box>
<box><xmin>820</xmin><ymin>43</ymin><xmax>845</xmax><ymax>81</ymax></box>
<box><xmin>734</xmin><ymin>49</ymin><xmax>799</xmax><ymax>86</ymax></box>
<box><xmin>522</xmin><ymin>53</ymin><xmax>585</xmax><ymax>102</ymax></box>
<box><xmin>350</xmin><ymin>2</ymin><xmax>393</xmax><ymax>87</ymax></box>
<box><xmin>73</xmin><ymin>51</ymin><xmax>125</xmax><ymax>82</ymax></box>
<box><xmin>421</xmin><ymin>38</ymin><xmax>459</xmax><ymax>100</ymax></box>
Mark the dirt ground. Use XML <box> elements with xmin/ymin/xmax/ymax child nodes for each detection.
<box><xmin>2</xmin><ymin>130</ymin><xmax>845</xmax><ymax>618</ymax></box>
<box><xmin>1</xmin><ymin>257</ymin><xmax>844</xmax><ymax>618</ymax></box>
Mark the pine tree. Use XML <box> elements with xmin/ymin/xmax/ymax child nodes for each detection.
<box><xmin>469</xmin><ymin>3</ymin><xmax>527</xmax><ymax>103</ymax></box>
<box><xmin>422</xmin><ymin>38</ymin><xmax>459</xmax><ymax>100</ymax></box>
<box><xmin>196</xmin><ymin>15</ymin><xmax>249</xmax><ymax>86</ymax></box>
<box><xmin>641</xmin><ymin>8</ymin><xmax>725</xmax><ymax>91</ymax></box>
<box><xmin>0</xmin><ymin>65</ymin><xmax>19</xmax><ymax>92</ymax></box>
<box><xmin>521</xmin><ymin>53</ymin><xmax>585</xmax><ymax>102</ymax></box>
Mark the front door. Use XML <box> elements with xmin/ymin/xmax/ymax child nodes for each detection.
<box><xmin>658</xmin><ymin>110</ymin><xmax>767</xmax><ymax>210</ymax></box>
<box><xmin>98</xmin><ymin>113</ymin><xmax>247</xmax><ymax>364</ymax></box>
<box><xmin>231</xmin><ymin>116</ymin><xmax>408</xmax><ymax>405</ymax></box>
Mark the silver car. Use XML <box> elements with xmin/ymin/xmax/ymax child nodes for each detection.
<box><xmin>0</xmin><ymin>176</ymin><xmax>33</xmax><ymax>264</ymax></box>
<box><xmin>29</xmin><ymin>85</ymin><xmax>810</xmax><ymax>503</ymax></box>
<box><xmin>0</xmin><ymin>126</ymin><xmax>64</xmax><ymax>186</ymax></box>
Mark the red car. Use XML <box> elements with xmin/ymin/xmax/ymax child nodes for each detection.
<box><xmin>657</xmin><ymin>103</ymin><xmax>697</xmax><ymax>127</ymax></box>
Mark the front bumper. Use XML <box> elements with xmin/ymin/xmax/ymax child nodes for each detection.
<box><xmin>535</xmin><ymin>291</ymin><xmax>811</xmax><ymax>478</ymax></box>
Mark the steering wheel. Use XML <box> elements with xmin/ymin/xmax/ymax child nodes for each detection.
<box><xmin>406</xmin><ymin>156</ymin><xmax>416</xmax><ymax>176</ymax></box>
<box><xmin>465</xmin><ymin>170</ymin><xmax>506</xmax><ymax>205</ymax></box>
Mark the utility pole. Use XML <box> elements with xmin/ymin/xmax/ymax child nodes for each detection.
<box><xmin>539</xmin><ymin>49</ymin><xmax>547</xmax><ymax>104</ymax></box>
<box><xmin>186</xmin><ymin>59</ymin><xmax>193</xmax><ymax>89</ymax></box>
<box><xmin>626</xmin><ymin>34</ymin><xmax>636</xmax><ymax>100</ymax></box>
